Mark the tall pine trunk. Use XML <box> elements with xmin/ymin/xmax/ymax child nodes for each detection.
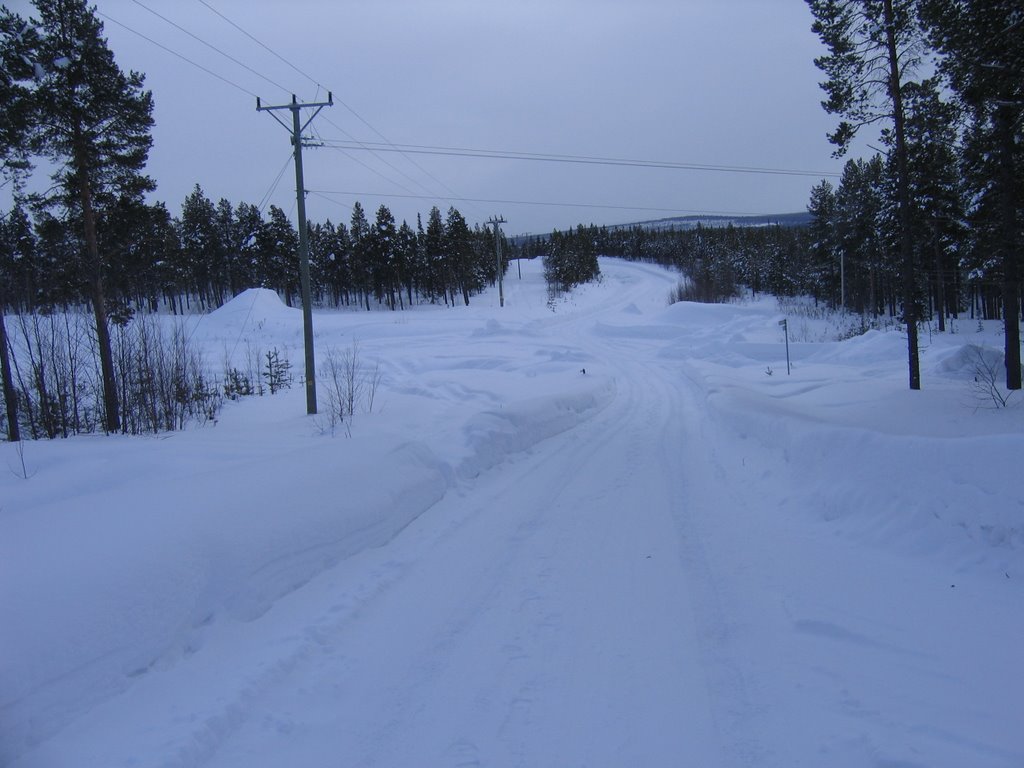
<box><xmin>75</xmin><ymin>129</ymin><xmax>120</xmax><ymax>432</ymax></box>
<box><xmin>0</xmin><ymin>308</ymin><xmax>20</xmax><ymax>442</ymax></box>
<box><xmin>884</xmin><ymin>0</ymin><xmax>921</xmax><ymax>390</ymax></box>
<box><xmin>996</xmin><ymin>105</ymin><xmax>1021</xmax><ymax>389</ymax></box>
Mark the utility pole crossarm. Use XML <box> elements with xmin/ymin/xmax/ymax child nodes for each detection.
<box><xmin>256</xmin><ymin>93</ymin><xmax>334</xmax><ymax>415</ymax></box>
<box><xmin>486</xmin><ymin>216</ymin><xmax>507</xmax><ymax>308</ymax></box>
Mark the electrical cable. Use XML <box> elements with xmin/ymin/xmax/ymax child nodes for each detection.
<box><xmin>258</xmin><ymin>153</ymin><xmax>294</xmax><ymax>213</ymax></box>
<box><xmin>196</xmin><ymin>0</ymin><xmax>326</xmax><ymax>92</ymax></box>
<box><xmin>106</xmin><ymin>3</ymin><xmax>832</xmax><ymax>230</ymax></box>
<box><xmin>317</xmin><ymin>118</ymin><xmax>446</xmax><ymax>199</ymax></box>
<box><xmin>323</xmin><ymin>111</ymin><xmax>485</xmax><ymax>217</ymax></box>
<box><xmin>312</xmin><ymin>129</ymin><xmax>420</xmax><ymax>198</ymax></box>
<box><xmin>96</xmin><ymin>10</ymin><xmax>259</xmax><ymax>98</ymax></box>
<box><xmin>193</xmin><ymin>0</ymin><xmax>487</xmax><ymax>215</ymax></box>
<box><xmin>128</xmin><ymin>0</ymin><xmax>292</xmax><ymax>98</ymax></box>
<box><xmin>307</xmin><ymin>189</ymin><xmax>766</xmax><ymax>219</ymax></box>
<box><xmin>316</xmin><ymin>140</ymin><xmax>842</xmax><ymax>179</ymax></box>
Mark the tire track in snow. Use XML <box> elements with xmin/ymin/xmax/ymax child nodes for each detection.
<box><xmin>187</xmin><ymin>268</ymin><xmax>730</xmax><ymax>767</ymax></box>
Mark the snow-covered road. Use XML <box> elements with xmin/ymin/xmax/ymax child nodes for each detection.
<box><xmin>3</xmin><ymin>258</ymin><xmax>1021</xmax><ymax>767</ymax></box>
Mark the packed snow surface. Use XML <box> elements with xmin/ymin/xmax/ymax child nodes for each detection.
<box><xmin>2</xmin><ymin>258</ymin><xmax>1021</xmax><ymax>767</ymax></box>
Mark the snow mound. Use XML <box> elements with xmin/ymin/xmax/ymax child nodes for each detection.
<box><xmin>208</xmin><ymin>288</ymin><xmax>296</xmax><ymax>328</ymax></box>
<box><xmin>935</xmin><ymin>343</ymin><xmax>1004</xmax><ymax>377</ymax></box>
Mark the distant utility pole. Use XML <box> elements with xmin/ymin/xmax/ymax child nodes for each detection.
<box><xmin>257</xmin><ymin>93</ymin><xmax>333</xmax><ymax>415</ymax></box>
<box><xmin>486</xmin><ymin>216</ymin><xmax>507</xmax><ymax>307</ymax></box>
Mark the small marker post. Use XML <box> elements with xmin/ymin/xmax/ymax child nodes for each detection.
<box><xmin>779</xmin><ymin>318</ymin><xmax>791</xmax><ymax>375</ymax></box>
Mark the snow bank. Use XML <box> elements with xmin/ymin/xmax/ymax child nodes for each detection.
<box><xmin>457</xmin><ymin>380</ymin><xmax>614</xmax><ymax>480</ymax></box>
<box><xmin>0</xmin><ymin>382</ymin><xmax>610</xmax><ymax>760</ymax></box>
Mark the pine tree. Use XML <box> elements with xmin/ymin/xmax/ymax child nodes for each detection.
<box><xmin>922</xmin><ymin>0</ymin><xmax>1023</xmax><ymax>388</ymax></box>
<box><xmin>396</xmin><ymin>220</ymin><xmax>417</xmax><ymax>308</ymax></box>
<box><xmin>1</xmin><ymin>7</ymin><xmax>41</xmax><ymax>441</ymax></box>
<box><xmin>233</xmin><ymin>202</ymin><xmax>263</xmax><ymax>296</ymax></box>
<box><xmin>99</xmin><ymin>198</ymin><xmax>172</xmax><ymax>315</ymax></box>
<box><xmin>444</xmin><ymin>207</ymin><xmax>474</xmax><ymax>306</ymax></box>
<box><xmin>1</xmin><ymin>6</ymin><xmax>37</xmax><ymax>186</ymax></box>
<box><xmin>177</xmin><ymin>185</ymin><xmax>220</xmax><ymax>309</ymax></box>
<box><xmin>424</xmin><ymin>206</ymin><xmax>446</xmax><ymax>304</ymax></box>
<box><xmin>0</xmin><ymin>208</ymin><xmax>33</xmax><ymax>441</ymax></box>
<box><xmin>349</xmin><ymin>201</ymin><xmax>371</xmax><ymax>310</ymax></box>
<box><xmin>371</xmin><ymin>204</ymin><xmax>397</xmax><ymax>309</ymax></box>
<box><xmin>899</xmin><ymin>79</ymin><xmax>966</xmax><ymax>331</ymax></box>
<box><xmin>29</xmin><ymin>0</ymin><xmax>156</xmax><ymax>431</ymax></box>
<box><xmin>834</xmin><ymin>156</ymin><xmax>889</xmax><ymax>315</ymax></box>
<box><xmin>328</xmin><ymin>220</ymin><xmax>352</xmax><ymax>306</ymax></box>
<box><xmin>807</xmin><ymin>179</ymin><xmax>839</xmax><ymax>305</ymax></box>
<box><xmin>808</xmin><ymin>0</ymin><xmax>928</xmax><ymax>389</ymax></box>
<box><xmin>257</xmin><ymin>206</ymin><xmax>298</xmax><ymax>304</ymax></box>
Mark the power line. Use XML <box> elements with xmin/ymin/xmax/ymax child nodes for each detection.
<box><xmin>128</xmin><ymin>0</ymin><xmax>292</xmax><ymax>97</ymax></box>
<box><xmin>102</xmin><ymin>3</ymin><xmax>825</xmax><ymax>226</ymax></box>
<box><xmin>324</xmin><ymin>111</ymin><xmax>480</xmax><ymax>213</ymax></box>
<box><xmin>313</xmin><ymin>128</ymin><xmax>420</xmax><ymax>198</ymax></box>
<box><xmin>315</xmin><ymin>121</ymin><xmax>431</xmax><ymax>198</ymax></box>
<box><xmin>196</xmin><ymin>0</ymin><xmax>325</xmax><ymax>93</ymax></box>
<box><xmin>192</xmin><ymin>1</ymin><xmax>483</xmax><ymax>215</ymax></box>
<box><xmin>95</xmin><ymin>10</ymin><xmax>258</xmax><ymax>98</ymax></box>
<box><xmin>307</xmin><ymin>189</ymin><xmax>767</xmax><ymax>218</ymax></box>
<box><xmin>316</xmin><ymin>140</ymin><xmax>843</xmax><ymax>179</ymax></box>
<box><xmin>258</xmin><ymin>153</ymin><xmax>295</xmax><ymax>212</ymax></box>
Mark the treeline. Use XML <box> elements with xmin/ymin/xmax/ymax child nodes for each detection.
<box><xmin>0</xmin><ymin>187</ymin><xmax>510</xmax><ymax>316</ymax></box>
<box><xmin>537</xmin><ymin>226</ymin><xmax>602</xmax><ymax>296</ymax></box>
<box><xmin>514</xmin><ymin>223</ymin><xmax>811</xmax><ymax>305</ymax></box>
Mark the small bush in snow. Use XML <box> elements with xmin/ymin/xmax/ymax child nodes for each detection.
<box><xmin>966</xmin><ymin>345</ymin><xmax>1016</xmax><ymax>410</ymax></box>
<box><xmin>223</xmin><ymin>367</ymin><xmax>254</xmax><ymax>400</ymax></box>
<box><xmin>262</xmin><ymin>347</ymin><xmax>293</xmax><ymax>395</ymax></box>
<box><xmin>318</xmin><ymin>342</ymin><xmax>383</xmax><ymax>436</ymax></box>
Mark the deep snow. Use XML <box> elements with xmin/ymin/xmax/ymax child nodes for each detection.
<box><xmin>1</xmin><ymin>258</ymin><xmax>1021</xmax><ymax>767</ymax></box>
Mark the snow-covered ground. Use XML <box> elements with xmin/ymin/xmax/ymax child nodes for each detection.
<box><xmin>2</xmin><ymin>258</ymin><xmax>1021</xmax><ymax>768</ymax></box>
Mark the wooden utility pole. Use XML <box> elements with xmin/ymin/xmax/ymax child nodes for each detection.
<box><xmin>257</xmin><ymin>93</ymin><xmax>333</xmax><ymax>414</ymax></box>
<box><xmin>486</xmin><ymin>216</ymin><xmax>507</xmax><ymax>307</ymax></box>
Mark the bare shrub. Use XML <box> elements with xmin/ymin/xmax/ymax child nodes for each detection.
<box><xmin>9</xmin><ymin>312</ymin><xmax>99</xmax><ymax>439</ymax></box>
<box><xmin>318</xmin><ymin>341</ymin><xmax>383</xmax><ymax>436</ymax></box>
<box><xmin>668</xmin><ymin>276</ymin><xmax>736</xmax><ymax>305</ymax></box>
<box><xmin>7</xmin><ymin>311</ymin><xmax>220</xmax><ymax>438</ymax></box>
<box><xmin>966</xmin><ymin>345</ymin><xmax>1015</xmax><ymax>409</ymax></box>
<box><xmin>114</xmin><ymin>316</ymin><xmax>222</xmax><ymax>434</ymax></box>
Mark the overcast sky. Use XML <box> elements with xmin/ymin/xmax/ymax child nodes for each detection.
<box><xmin>9</xmin><ymin>0</ymin><xmax>864</xmax><ymax>236</ymax></box>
